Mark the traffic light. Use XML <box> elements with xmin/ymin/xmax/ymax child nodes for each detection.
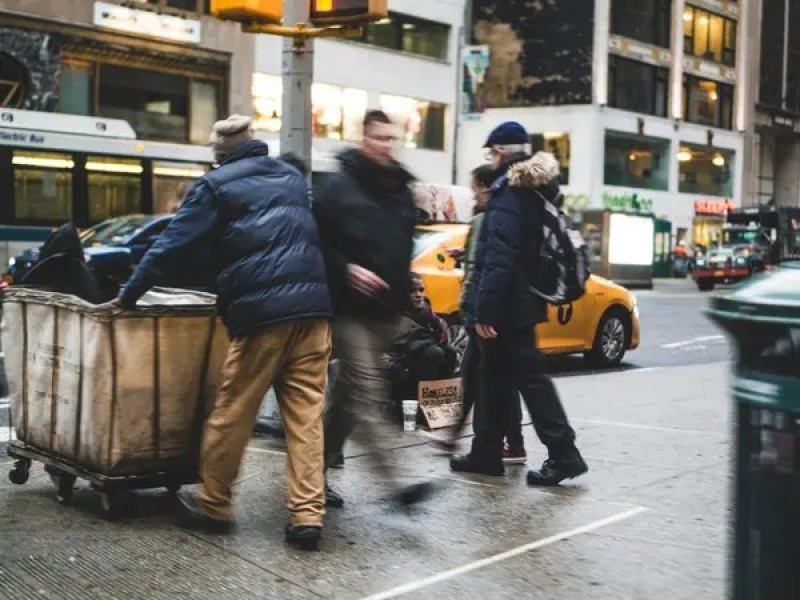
<box><xmin>309</xmin><ymin>0</ymin><xmax>388</xmax><ymax>25</ymax></box>
<box><xmin>210</xmin><ymin>0</ymin><xmax>282</xmax><ymax>24</ymax></box>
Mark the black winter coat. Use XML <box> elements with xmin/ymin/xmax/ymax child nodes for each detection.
<box><xmin>466</xmin><ymin>154</ymin><xmax>554</xmax><ymax>330</ymax></box>
<box><xmin>313</xmin><ymin>148</ymin><xmax>416</xmax><ymax>319</ymax></box>
<box><xmin>121</xmin><ymin>140</ymin><xmax>331</xmax><ymax>338</ymax></box>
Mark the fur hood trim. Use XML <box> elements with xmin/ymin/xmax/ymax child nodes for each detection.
<box><xmin>507</xmin><ymin>152</ymin><xmax>560</xmax><ymax>189</ymax></box>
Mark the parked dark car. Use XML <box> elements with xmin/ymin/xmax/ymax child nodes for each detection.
<box><xmin>5</xmin><ymin>215</ymin><xmax>172</xmax><ymax>286</ymax></box>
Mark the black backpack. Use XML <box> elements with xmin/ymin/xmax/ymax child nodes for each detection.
<box><xmin>529</xmin><ymin>191</ymin><xmax>590</xmax><ymax>305</ymax></box>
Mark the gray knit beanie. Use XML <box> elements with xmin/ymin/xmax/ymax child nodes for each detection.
<box><xmin>209</xmin><ymin>115</ymin><xmax>254</xmax><ymax>163</ymax></box>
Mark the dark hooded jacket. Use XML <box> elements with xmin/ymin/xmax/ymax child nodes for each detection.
<box><xmin>313</xmin><ymin>148</ymin><xmax>416</xmax><ymax>319</ymax></box>
<box><xmin>465</xmin><ymin>153</ymin><xmax>562</xmax><ymax>329</ymax></box>
<box><xmin>120</xmin><ymin>140</ymin><xmax>331</xmax><ymax>338</ymax></box>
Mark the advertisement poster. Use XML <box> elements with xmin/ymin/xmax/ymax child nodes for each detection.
<box><xmin>462</xmin><ymin>45</ymin><xmax>490</xmax><ymax>114</ymax></box>
<box><xmin>418</xmin><ymin>378</ymin><xmax>462</xmax><ymax>430</ymax></box>
<box><xmin>412</xmin><ymin>183</ymin><xmax>475</xmax><ymax>223</ymax></box>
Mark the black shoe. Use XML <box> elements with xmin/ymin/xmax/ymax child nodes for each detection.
<box><xmin>329</xmin><ymin>454</ymin><xmax>345</xmax><ymax>469</ymax></box>
<box><xmin>325</xmin><ymin>484</ymin><xmax>344</xmax><ymax>508</ymax></box>
<box><xmin>449</xmin><ymin>454</ymin><xmax>504</xmax><ymax>477</ymax></box>
<box><xmin>176</xmin><ymin>490</ymin><xmax>235</xmax><ymax>535</ymax></box>
<box><xmin>393</xmin><ymin>482</ymin><xmax>435</xmax><ymax>507</ymax></box>
<box><xmin>527</xmin><ymin>456</ymin><xmax>588</xmax><ymax>487</ymax></box>
<box><xmin>285</xmin><ymin>523</ymin><xmax>322</xmax><ymax>551</ymax></box>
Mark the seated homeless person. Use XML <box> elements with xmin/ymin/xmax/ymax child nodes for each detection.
<box><xmin>112</xmin><ymin>115</ymin><xmax>333</xmax><ymax>551</ymax></box>
<box><xmin>389</xmin><ymin>274</ymin><xmax>458</xmax><ymax>403</ymax></box>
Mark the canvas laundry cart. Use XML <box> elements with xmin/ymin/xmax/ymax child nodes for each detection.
<box><xmin>1</xmin><ymin>287</ymin><xmax>228</xmax><ymax>518</ymax></box>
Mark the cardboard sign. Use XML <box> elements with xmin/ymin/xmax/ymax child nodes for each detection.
<box><xmin>418</xmin><ymin>378</ymin><xmax>462</xmax><ymax>430</ymax></box>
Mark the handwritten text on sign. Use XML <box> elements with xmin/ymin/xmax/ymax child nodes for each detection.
<box><xmin>418</xmin><ymin>378</ymin><xmax>461</xmax><ymax>430</ymax></box>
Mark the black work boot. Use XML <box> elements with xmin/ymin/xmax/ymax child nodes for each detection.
<box><xmin>526</xmin><ymin>450</ymin><xmax>588</xmax><ymax>487</ymax></box>
<box><xmin>450</xmin><ymin>453</ymin><xmax>504</xmax><ymax>477</ymax></box>
<box><xmin>285</xmin><ymin>523</ymin><xmax>322</xmax><ymax>551</ymax></box>
<box><xmin>325</xmin><ymin>483</ymin><xmax>344</xmax><ymax>508</ymax></box>
<box><xmin>175</xmin><ymin>489</ymin><xmax>235</xmax><ymax>534</ymax></box>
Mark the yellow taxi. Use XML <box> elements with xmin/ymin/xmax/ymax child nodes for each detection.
<box><xmin>412</xmin><ymin>223</ymin><xmax>641</xmax><ymax>368</ymax></box>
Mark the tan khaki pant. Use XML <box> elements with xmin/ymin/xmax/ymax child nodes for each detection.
<box><xmin>197</xmin><ymin>319</ymin><xmax>331</xmax><ymax>527</ymax></box>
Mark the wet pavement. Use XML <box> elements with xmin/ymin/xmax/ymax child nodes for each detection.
<box><xmin>0</xmin><ymin>279</ymin><xmax>732</xmax><ymax>598</ymax></box>
<box><xmin>0</xmin><ymin>360</ymin><xmax>731</xmax><ymax>599</ymax></box>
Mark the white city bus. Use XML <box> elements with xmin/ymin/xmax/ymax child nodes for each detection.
<box><xmin>0</xmin><ymin>108</ymin><xmax>217</xmax><ymax>267</ymax></box>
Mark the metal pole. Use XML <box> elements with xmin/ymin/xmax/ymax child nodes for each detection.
<box><xmin>280</xmin><ymin>0</ymin><xmax>314</xmax><ymax>168</ymax></box>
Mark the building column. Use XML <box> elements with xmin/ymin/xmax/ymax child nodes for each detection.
<box><xmin>740</xmin><ymin>0</ymin><xmax>762</xmax><ymax>207</ymax></box>
<box><xmin>592</xmin><ymin>0</ymin><xmax>610</xmax><ymax>106</ymax></box>
<box><xmin>669</xmin><ymin>0</ymin><xmax>685</xmax><ymax>121</ymax></box>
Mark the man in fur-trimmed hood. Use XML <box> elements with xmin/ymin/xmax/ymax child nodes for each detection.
<box><xmin>451</xmin><ymin>121</ymin><xmax>588</xmax><ymax>486</ymax></box>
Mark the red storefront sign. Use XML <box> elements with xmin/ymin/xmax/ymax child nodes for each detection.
<box><xmin>695</xmin><ymin>199</ymin><xmax>736</xmax><ymax>216</ymax></box>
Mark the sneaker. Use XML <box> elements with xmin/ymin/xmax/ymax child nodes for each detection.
<box><xmin>502</xmin><ymin>444</ymin><xmax>527</xmax><ymax>465</ymax></box>
<box><xmin>175</xmin><ymin>490</ymin><xmax>235</xmax><ymax>535</ymax></box>
<box><xmin>526</xmin><ymin>455</ymin><xmax>588</xmax><ymax>487</ymax></box>
<box><xmin>418</xmin><ymin>429</ymin><xmax>459</xmax><ymax>454</ymax></box>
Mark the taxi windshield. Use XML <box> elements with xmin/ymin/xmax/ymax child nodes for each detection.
<box><xmin>413</xmin><ymin>230</ymin><xmax>450</xmax><ymax>259</ymax></box>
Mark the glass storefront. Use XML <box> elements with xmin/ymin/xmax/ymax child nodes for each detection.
<box><xmin>12</xmin><ymin>151</ymin><xmax>73</xmax><ymax>221</ymax></box>
<box><xmin>678</xmin><ymin>144</ymin><xmax>735</xmax><ymax>196</ymax></box>
<box><xmin>252</xmin><ymin>74</ymin><xmax>368</xmax><ymax>142</ymax></box>
<box><xmin>604</xmin><ymin>131</ymin><xmax>670</xmax><ymax>191</ymax></box>
<box><xmin>380</xmin><ymin>95</ymin><xmax>447</xmax><ymax>151</ymax></box>
<box><xmin>531</xmin><ymin>133</ymin><xmax>570</xmax><ymax>185</ymax></box>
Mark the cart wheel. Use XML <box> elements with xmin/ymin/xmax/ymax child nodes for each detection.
<box><xmin>47</xmin><ymin>471</ymin><xmax>77</xmax><ymax>505</ymax></box>
<box><xmin>100</xmin><ymin>491</ymin><xmax>123</xmax><ymax>520</ymax></box>
<box><xmin>8</xmin><ymin>459</ymin><xmax>31</xmax><ymax>485</ymax></box>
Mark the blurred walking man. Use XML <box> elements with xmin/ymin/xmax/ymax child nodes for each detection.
<box><xmin>314</xmin><ymin>110</ymin><xmax>434</xmax><ymax>509</ymax></box>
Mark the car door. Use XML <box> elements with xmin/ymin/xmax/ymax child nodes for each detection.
<box><xmin>536</xmin><ymin>290</ymin><xmax>597</xmax><ymax>354</ymax></box>
<box><xmin>128</xmin><ymin>220</ymin><xmax>170</xmax><ymax>264</ymax></box>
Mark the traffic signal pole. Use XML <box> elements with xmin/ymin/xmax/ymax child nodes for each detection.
<box><xmin>280</xmin><ymin>0</ymin><xmax>314</xmax><ymax>169</ymax></box>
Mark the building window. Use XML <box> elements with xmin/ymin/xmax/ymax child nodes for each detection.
<box><xmin>360</xmin><ymin>13</ymin><xmax>450</xmax><ymax>60</ymax></box>
<box><xmin>610</xmin><ymin>0</ymin><xmax>672</xmax><ymax>48</ymax></box>
<box><xmin>608</xmin><ymin>56</ymin><xmax>669</xmax><ymax>117</ymax></box>
<box><xmin>683</xmin><ymin>6</ymin><xmax>737</xmax><ymax>66</ymax></box>
<box><xmin>252</xmin><ymin>74</ymin><xmax>368</xmax><ymax>142</ymax></box>
<box><xmin>96</xmin><ymin>63</ymin><xmax>221</xmax><ymax>143</ymax></box>
<box><xmin>60</xmin><ymin>59</ymin><xmax>93</xmax><ymax>116</ymax></box>
<box><xmin>678</xmin><ymin>144</ymin><xmax>734</xmax><ymax>196</ymax></box>
<box><xmin>531</xmin><ymin>133</ymin><xmax>570</xmax><ymax>185</ymax></box>
<box><xmin>12</xmin><ymin>151</ymin><xmax>74</xmax><ymax>222</ymax></box>
<box><xmin>683</xmin><ymin>76</ymin><xmax>734</xmax><ymax>129</ymax></box>
<box><xmin>86</xmin><ymin>156</ymin><xmax>143</xmax><ymax>222</ymax></box>
<box><xmin>0</xmin><ymin>51</ymin><xmax>29</xmax><ymax>108</ymax></box>
<box><xmin>604</xmin><ymin>131</ymin><xmax>670</xmax><ymax>191</ymax></box>
<box><xmin>380</xmin><ymin>95</ymin><xmax>447</xmax><ymax>151</ymax></box>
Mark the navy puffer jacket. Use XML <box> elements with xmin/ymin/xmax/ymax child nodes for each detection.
<box><xmin>121</xmin><ymin>140</ymin><xmax>331</xmax><ymax>338</ymax></box>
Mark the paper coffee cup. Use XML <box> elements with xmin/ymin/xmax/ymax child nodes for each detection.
<box><xmin>402</xmin><ymin>400</ymin><xmax>418</xmax><ymax>431</ymax></box>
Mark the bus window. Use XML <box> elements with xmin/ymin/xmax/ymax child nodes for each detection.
<box><xmin>12</xmin><ymin>151</ymin><xmax>74</xmax><ymax>221</ymax></box>
<box><xmin>152</xmin><ymin>162</ymin><xmax>208</xmax><ymax>213</ymax></box>
<box><xmin>86</xmin><ymin>156</ymin><xmax>143</xmax><ymax>222</ymax></box>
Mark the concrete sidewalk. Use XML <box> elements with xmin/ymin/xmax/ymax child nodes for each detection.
<box><xmin>0</xmin><ymin>363</ymin><xmax>731</xmax><ymax>599</ymax></box>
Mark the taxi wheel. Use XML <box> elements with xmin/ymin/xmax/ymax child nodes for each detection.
<box><xmin>697</xmin><ymin>279</ymin><xmax>715</xmax><ymax>292</ymax></box>
<box><xmin>585</xmin><ymin>309</ymin><xmax>629</xmax><ymax>368</ymax></box>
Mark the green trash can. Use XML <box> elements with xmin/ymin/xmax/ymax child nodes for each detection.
<box><xmin>707</xmin><ymin>262</ymin><xmax>800</xmax><ymax>600</ymax></box>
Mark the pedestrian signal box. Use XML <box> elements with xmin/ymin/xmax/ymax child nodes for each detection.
<box><xmin>309</xmin><ymin>0</ymin><xmax>389</xmax><ymax>25</ymax></box>
<box><xmin>210</xmin><ymin>0</ymin><xmax>282</xmax><ymax>24</ymax></box>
